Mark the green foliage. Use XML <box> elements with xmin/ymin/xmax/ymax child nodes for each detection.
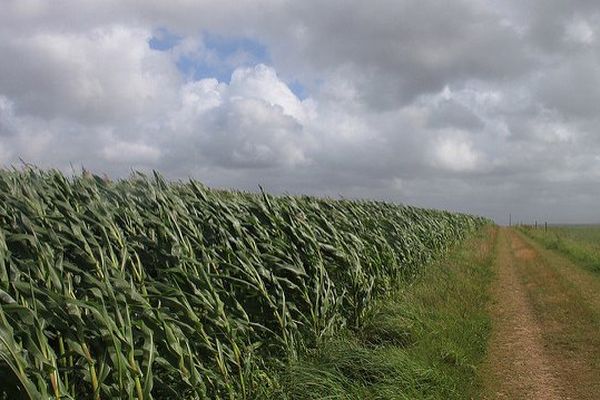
<box><xmin>269</xmin><ymin>228</ymin><xmax>496</xmax><ymax>400</ymax></box>
<box><xmin>0</xmin><ymin>168</ymin><xmax>489</xmax><ymax>399</ymax></box>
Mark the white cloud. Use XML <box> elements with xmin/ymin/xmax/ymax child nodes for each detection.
<box><xmin>163</xmin><ymin>64</ymin><xmax>313</xmax><ymax>169</ymax></box>
<box><xmin>229</xmin><ymin>65</ymin><xmax>310</xmax><ymax>122</ymax></box>
<box><xmin>432</xmin><ymin>134</ymin><xmax>481</xmax><ymax>172</ymax></box>
<box><xmin>102</xmin><ymin>141</ymin><xmax>161</xmax><ymax>164</ymax></box>
<box><xmin>0</xmin><ymin>25</ymin><xmax>180</xmax><ymax>123</ymax></box>
<box><xmin>564</xmin><ymin>17</ymin><xmax>595</xmax><ymax>44</ymax></box>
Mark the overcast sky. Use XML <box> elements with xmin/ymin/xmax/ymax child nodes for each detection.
<box><xmin>1</xmin><ymin>1</ymin><xmax>600</xmax><ymax>223</ymax></box>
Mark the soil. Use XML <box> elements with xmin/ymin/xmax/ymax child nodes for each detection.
<box><xmin>480</xmin><ymin>228</ymin><xmax>600</xmax><ymax>399</ymax></box>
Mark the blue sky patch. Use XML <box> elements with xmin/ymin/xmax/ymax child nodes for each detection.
<box><xmin>180</xmin><ymin>34</ymin><xmax>270</xmax><ymax>82</ymax></box>
<box><xmin>288</xmin><ymin>80</ymin><xmax>308</xmax><ymax>100</ymax></box>
<box><xmin>203</xmin><ymin>33</ymin><xmax>270</xmax><ymax>66</ymax></box>
<box><xmin>148</xmin><ymin>28</ymin><xmax>307</xmax><ymax>98</ymax></box>
<box><xmin>148</xmin><ymin>28</ymin><xmax>181</xmax><ymax>51</ymax></box>
<box><xmin>149</xmin><ymin>29</ymin><xmax>270</xmax><ymax>82</ymax></box>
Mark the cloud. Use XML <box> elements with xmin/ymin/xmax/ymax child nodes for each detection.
<box><xmin>0</xmin><ymin>96</ymin><xmax>17</xmax><ymax>137</ymax></box>
<box><xmin>1</xmin><ymin>1</ymin><xmax>600</xmax><ymax>223</ymax></box>
<box><xmin>260</xmin><ymin>0</ymin><xmax>536</xmax><ymax>108</ymax></box>
<box><xmin>564</xmin><ymin>17</ymin><xmax>595</xmax><ymax>45</ymax></box>
<box><xmin>164</xmin><ymin>65</ymin><xmax>313</xmax><ymax>170</ymax></box>
<box><xmin>0</xmin><ymin>26</ymin><xmax>183</xmax><ymax>135</ymax></box>
<box><xmin>425</xmin><ymin>95</ymin><xmax>484</xmax><ymax>131</ymax></box>
<box><xmin>432</xmin><ymin>134</ymin><xmax>481</xmax><ymax>172</ymax></box>
<box><xmin>102</xmin><ymin>141</ymin><xmax>161</xmax><ymax>164</ymax></box>
<box><xmin>228</xmin><ymin>65</ymin><xmax>310</xmax><ymax>122</ymax></box>
<box><xmin>535</xmin><ymin>54</ymin><xmax>600</xmax><ymax>119</ymax></box>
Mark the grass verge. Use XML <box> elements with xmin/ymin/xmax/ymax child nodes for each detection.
<box><xmin>266</xmin><ymin>226</ymin><xmax>497</xmax><ymax>400</ymax></box>
<box><xmin>520</xmin><ymin>227</ymin><xmax>600</xmax><ymax>273</ymax></box>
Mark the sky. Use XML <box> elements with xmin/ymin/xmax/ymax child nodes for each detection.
<box><xmin>1</xmin><ymin>0</ymin><xmax>600</xmax><ymax>224</ymax></box>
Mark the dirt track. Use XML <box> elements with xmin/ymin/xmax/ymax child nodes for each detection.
<box><xmin>481</xmin><ymin>229</ymin><xmax>600</xmax><ymax>399</ymax></box>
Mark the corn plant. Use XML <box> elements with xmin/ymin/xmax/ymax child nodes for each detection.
<box><xmin>0</xmin><ymin>168</ymin><xmax>489</xmax><ymax>399</ymax></box>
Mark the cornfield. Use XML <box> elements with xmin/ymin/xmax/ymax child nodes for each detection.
<box><xmin>0</xmin><ymin>169</ymin><xmax>488</xmax><ymax>399</ymax></box>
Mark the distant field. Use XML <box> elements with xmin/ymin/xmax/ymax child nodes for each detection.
<box><xmin>520</xmin><ymin>225</ymin><xmax>600</xmax><ymax>273</ymax></box>
<box><xmin>549</xmin><ymin>225</ymin><xmax>600</xmax><ymax>247</ymax></box>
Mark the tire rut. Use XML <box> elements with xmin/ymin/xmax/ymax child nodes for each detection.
<box><xmin>482</xmin><ymin>228</ymin><xmax>563</xmax><ymax>399</ymax></box>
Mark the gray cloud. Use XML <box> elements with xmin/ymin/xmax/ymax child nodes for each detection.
<box><xmin>263</xmin><ymin>0</ymin><xmax>536</xmax><ymax>108</ymax></box>
<box><xmin>1</xmin><ymin>0</ymin><xmax>600</xmax><ymax>223</ymax></box>
<box><xmin>426</xmin><ymin>98</ymin><xmax>485</xmax><ymax>131</ymax></box>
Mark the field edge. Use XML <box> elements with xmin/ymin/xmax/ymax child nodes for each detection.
<box><xmin>266</xmin><ymin>225</ymin><xmax>498</xmax><ymax>400</ymax></box>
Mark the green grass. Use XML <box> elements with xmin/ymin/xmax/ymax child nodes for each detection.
<box><xmin>0</xmin><ymin>168</ymin><xmax>489</xmax><ymax>399</ymax></box>
<box><xmin>267</xmin><ymin>227</ymin><xmax>496</xmax><ymax>399</ymax></box>
<box><xmin>521</xmin><ymin>226</ymin><xmax>600</xmax><ymax>273</ymax></box>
